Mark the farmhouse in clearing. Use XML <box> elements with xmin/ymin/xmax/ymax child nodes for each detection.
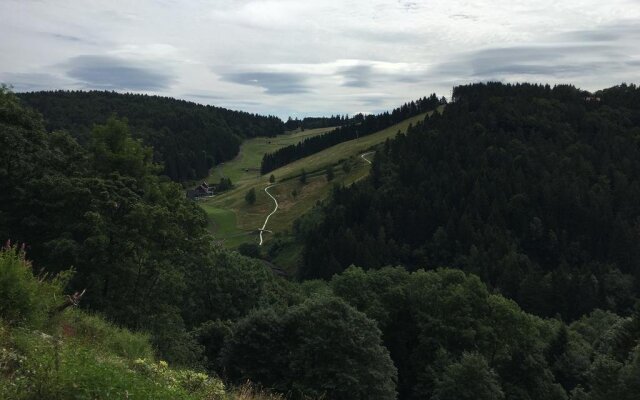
<box><xmin>186</xmin><ymin>182</ymin><xmax>215</xmax><ymax>199</ymax></box>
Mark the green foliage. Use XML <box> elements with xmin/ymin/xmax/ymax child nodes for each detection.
<box><xmin>222</xmin><ymin>296</ymin><xmax>397</xmax><ymax>400</ymax></box>
<box><xmin>237</xmin><ymin>243</ymin><xmax>261</xmax><ymax>258</ymax></box>
<box><xmin>0</xmin><ymin>91</ymin><xmax>216</xmax><ymax>362</ymax></box>
<box><xmin>566</xmin><ymin>305</ymin><xmax>640</xmax><ymax>400</ymax></box>
<box><xmin>302</xmin><ymin>82</ymin><xmax>640</xmax><ymax>320</ymax></box>
<box><xmin>217</xmin><ymin>177</ymin><xmax>233</xmax><ymax>192</ymax></box>
<box><xmin>325</xmin><ymin>165</ymin><xmax>334</xmax><ymax>181</ymax></box>
<box><xmin>0</xmin><ymin>245</ymin><xmax>66</xmax><ymax>328</ymax></box>
<box><xmin>330</xmin><ymin>267</ymin><xmax>565</xmax><ymax>400</ymax></box>
<box><xmin>432</xmin><ymin>352</ymin><xmax>504</xmax><ymax>400</ymax></box>
<box><xmin>192</xmin><ymin>319</ymin><xmax>234</xmax><ymax>373</ymax></box>
<box><xmin>131</xmin><ymin>358</ymin><xmax>226</xmax><ymax>398</ymax></box>
<box><xmin>181</xmin><ymin>248</ymin><xmax>304</xmax><ymax>345</ymax></box>
<box><xmin>299</xmin><ymin>169</ymin><xmax>307</xmax><ymax>184</ymax></box>
<box><xmin>245</xmin><ymin>187</ymin><xmax>256</xmax><ymax>204</ymax></box>
<box><xmin>89</xmin><ymin>116</ymin><xmax>159</xmax><ymax>178</ymax></box>
<box><xmin>18</xmin><ymin>90</ymin><xmax>284</xmax><ymax>181</ymax></box>
<box><xmin>341</xmin><ymin>160</ymin><xmax>351</xmax><ymax>173</ymax></box>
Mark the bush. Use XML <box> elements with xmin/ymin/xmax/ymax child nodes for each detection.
<box><xmin>222</xmin><ymin>296</ymin><xmax>397</xmax><ymax>400</ymax></box>
<box><xmin>238</xmin><ymin>243</ymin><xmax>261</xmax><ymax>259</ymax></box>
<box><xmin>325</xmin><ymin>166</ymin><xmax>334</xmax><ymax>181</ymax></box>
<box><xmin>0</xmin><ymin>244</ymin><xmax>66</xmax><ymax>328</ymax></box>
<box><xmin>131</xmin><ymin>358</ymin><xmax>226</xmax><ymax>398</ymax></box>
<box><xmin>245</xmin><ymin>188</ymin><xmax>256</xmax><ymax>205</ymax></box>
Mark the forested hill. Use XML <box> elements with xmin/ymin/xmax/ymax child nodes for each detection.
<box><xmin>260</xmin><ymin>94</ymin><xmax>445</xmax><ymax>174</ymax></box>
<box><xmin>18</xmin><ymin>90</ymin><xmax>284</xmax><ymax>181</ymax></box>
<box><xmin>298</xmin><ymin>82</ymin><xmax>640</xmax><ymax>320</ymax></box>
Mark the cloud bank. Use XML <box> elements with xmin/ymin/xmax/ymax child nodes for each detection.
<box><xmin>0</xmin><ymin>0</ymin><xmax>639</xmax><ymax>117</ymax></box>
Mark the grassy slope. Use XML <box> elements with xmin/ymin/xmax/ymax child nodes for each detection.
<box><xmin>210</xmin><ymin>126</ymin><xmax>336</xmax><ymax>184</ymax></box>
<box><xmin>201</xmin><ymin>112</ymin><xmax>432</xmax><ymax>255</ymax></box>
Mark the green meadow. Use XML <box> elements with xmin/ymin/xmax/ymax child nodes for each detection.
<box><xmin>200</xmin><ymin>111</ymin><xmax>434</xmax><ymax>260</ymax></box>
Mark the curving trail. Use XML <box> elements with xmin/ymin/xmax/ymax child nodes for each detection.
<box><xmin>259</xmin><ymin>152</ymin><xmax>374</xmax><ymax>245</ymax></box>
<box><xmin>360</xmin><ymin>151</ymin><xmax>374</xmax><ymax>164</ymax></box>
<box><xmin>259</xmin><ymin>184</ymin><xmax>278</xmax><ymax>246</ymax></box>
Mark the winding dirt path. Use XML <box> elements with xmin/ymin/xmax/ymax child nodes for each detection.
<box><xmin>258</xmin><ymin>152</ymin><xmax>375</xmax><ymax>245</ymax></box>
<box><xmin>360</xmin><ymin>151</ymin><xmax>374</xmax><ymax>164</ymax></box>
<box><xmin>259</xmin><ymin>184</ymin><xmax>278</xmax><ymax>246</ymax></box>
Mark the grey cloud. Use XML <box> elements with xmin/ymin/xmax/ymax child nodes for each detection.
<box><xmin>471</xmin><ymin>63</ymin><xmax>604</xmax><ymax>77</ymax></box>
<box><xmin>0</xmin><ymin>72</ymin><xmax>73</xmax><ymax>91</ymax></box>
<box><xmin>219</xmin><ymin>72</ymin><xmax>310</xmax><ymax>94</ymax></box>
<box><xmin>184</xmin><ymin>93</ymin><xmax>227</xmax><ymax>100</ymax></box>
<box><xmin>49</xmin><ymin>33</ymin><xmax>85</xmax><ymax>42</ymax></box>
<box><xmin>430</xmin><ymin>43</ymin><xmax>621</xmax><ymax>80</ymax></box>
<box><xmin>399</xmin><ymin>1</ymin><xmax>419</xmax><ymax>11</ymax></box>
<box><xmin>470</xmin><ymin>44</ymin><xmax>610</xmax><ymax>64</ymax></box>
<box><xmin>65</xmin><ymin>55</ymin><xmax>174</xmax><ymax>90</ymax></box>
<box><xmin>358</xmin><ymin>96</ymin><xmax>387</xmax><ymax>107</ymax></box>
<box><xmin>559</xmin><ymin>22</ymin><xmax>640</xmax><ymax>43</ymax></box>
<box><xmin>450</xmin><ymin>13</ymin><xmax>478</xmax><ymax>21</ymax></box>
<box><xmin>343</xmin><ymin>28</ymin><xmax>418</xmax><ymax>44</ymax></box>
<box><xmin>339</xmin><ymin>64</ymin><xmax>426</xmax><ymax>88</ymax></box>
<box><xmin>341</xmin><ymin>65</ymin><xmax>373</xmax><ymax>88</ymax></box>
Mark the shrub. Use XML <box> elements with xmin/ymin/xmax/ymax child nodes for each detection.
<box><xmin>245</xmin><ymin>188</ymin><xmax>256</xmax><ymax>205</ymax></box>
<box><xmin>222</xmin><ymin>296</ymin><xmax>397</xmax><ymax>399</ymax></box>
<box><xmin>0</xmin><ymin>244</ymin><xmax>66</xmax><ymax>328</ymax></box>
<box><xmin>132</xmin><ymin>358</ymin><xmax>226</xmax><ymax>398</ymax></box>
<box><xmin>238</xmin><ymin>243</ymin><xmax>261</xmax><ymax>259</ymax></box>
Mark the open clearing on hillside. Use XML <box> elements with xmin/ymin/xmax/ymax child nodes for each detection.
<box><xmin>201</xmin><ymin>111</ymin><xmax>433</xmax><ymax>251</ymax></box>
<box><xmin>210</xmin><ymin>126</ymin><xmax>335</xmax><ymax>184</ymax></box>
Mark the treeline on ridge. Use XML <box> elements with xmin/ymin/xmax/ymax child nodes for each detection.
<box><xmin>18</xmin><ymin>90</ymin><xmax>284</xmax><ymax>181</ymax></box>
<box><xmin>297</xmin><ymin>82</ymin><xmax>640</xmax><ymax>321</ymax></box>
<box><xmin>260</xmin><ymin>94</ymin><xmax>445</xmax><ymax>174</ymax></box>
<box><xmin>283</xmin><ymin>114</ymin><xmax>351</xmax><ymax>131</ymax></box>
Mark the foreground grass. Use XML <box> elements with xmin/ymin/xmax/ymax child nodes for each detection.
<box><xmin>0</xmin><ymin>247</ymin><xmax>280</xmax><ymax>400</ymax></box>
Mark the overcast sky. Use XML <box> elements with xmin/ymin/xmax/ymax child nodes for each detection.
<box><xmin>2</xmin><ymin>0</ymin><xmax>639</xmax><ymax>118</ymax></box>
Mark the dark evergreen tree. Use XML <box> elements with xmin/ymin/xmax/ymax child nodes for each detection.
<box><xmin>245</xmin><ymin>187</ymin><xmax>256</xmax><ymax>204</ymax></box>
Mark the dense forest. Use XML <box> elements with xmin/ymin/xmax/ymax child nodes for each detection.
<box><xmin>298</xmin><ymin>82</ymin><xmax>640</xmax><ymax>321</ymax></box>
<box><xmin>18</xmin><ymin>90</ymin><xmax>284</xmax><ymax>181</ymax></box>
<box><xmin>3</xmin><ymin>85</ymin><xmax>640</xmax><ymax>399</ymax></box>
<box><xmin>283</xmin><ymin>115</ymin><xmax>351</xmax><ymax>131</ymax></box>
<box><xmin>260</xmin><ymin>94</ymin><xmax>444</xmax><ymax>174</ymax></box>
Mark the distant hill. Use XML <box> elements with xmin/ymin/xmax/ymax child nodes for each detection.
<box><xmin>18</xmin><ymin>90</ymin><xmax>284</xmax><ymax>181</ymax></box>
